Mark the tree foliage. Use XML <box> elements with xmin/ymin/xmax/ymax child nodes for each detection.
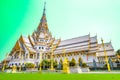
<box><xmin>82</xmin><ymin>63</ymin><xmax>88</xmax><ymax>68</ymax></box>
<box><xmin>69</xmin><ymin>58</ymin><xmax>76</xmax><ymax>66</ymax></box>
<box><xmin>41</xmin><ymin>59</ymin><xmax>58</xmax><ymax>69</ymax></box>
<box><xmin>116</xmin><ymin>49</ymin><xmax>120</xmax><ymax>56</ymax></box>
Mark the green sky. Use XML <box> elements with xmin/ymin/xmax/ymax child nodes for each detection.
<box><xmin>0</xmin><ymin>0</ymin><xmax>120</xmax><ymax>61</ymax></box>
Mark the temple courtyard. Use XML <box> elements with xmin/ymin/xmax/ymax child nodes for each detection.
<box><xmin>0</xmin><ymin>72</ymin><xmax>120</xmax><ymax>80</ymax></box>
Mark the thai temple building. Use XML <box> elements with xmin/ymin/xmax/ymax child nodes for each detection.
<box><xmin>7</xmin><ymin>3</ymin><xmax>115</xmax><ymax>68</ymax></box>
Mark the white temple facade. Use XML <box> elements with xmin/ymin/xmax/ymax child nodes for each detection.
<box><xmin>7</xmin><ymin>3</ymin><xmax>115</xmax><ymax>68</ymax></box>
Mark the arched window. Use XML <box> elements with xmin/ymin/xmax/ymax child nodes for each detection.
<box><xmin>39</xmin><ymin>47</ymin><xmax>41</xmax><ymax>49</ymax></box>
<box><xmin>15</xmin><ymin>63</ymin><xmax>17</xmax><ymax>66</ymax></box>
<box><xmin>30</xmin><ymin>54</ymin><xmax>33</xmax><ymax>59</ymax></box>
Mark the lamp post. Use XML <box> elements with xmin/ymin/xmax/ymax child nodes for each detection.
<box><xmin>101</xmin><ymin>38</ymin><xmax>111</xmax><ymax>71</ymax></box>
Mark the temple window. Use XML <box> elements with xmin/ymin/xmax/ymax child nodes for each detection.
<box><xmin>34</xmin><ymin>47</ymin><xmax>37</xmax><ymax>49</ymax></box>
<box><xmin>48</xmin><ymin>55</ymin><xmax>50</xmax><ymax>59</ymax></box>
<box><xmin>99</xmin><ymin>46</ymin><xmax>101</xmax><ymax>48</ymax></box>
<box><xmin>37</xmin><ymin>53</ymin><xmax>39</xmax><ymax>59</ymax></box>
<box><xmin>23</xmin><ymin>53</ymin><xmax>25</xmax><ymax>59</ymax></box>
<box><xmin>15</xmin><ymin>63</ymin><xmax>17</xmax><ymax>66</ymax></box>
<box><xmin>12</xmin><ymin>56</ymin><xmax>13</xmax><ymax>59</ymax></box>
<box><xmin>30</xmin><ymin>54</ymin><xmax>33</xmax><ymax>59</ymax></box>
<box><xmin>106</xmin><ymin>45</ymin><xmax>108</xmax><ymax>47</ymax></box>
<box><xmin>14</xmin><ymin>54</ymin><xmax>17</xmax><ymax>59</ymax></box>
<box><xmin>19</xmin><ymin>63</ymin><xmax>21</xmax><ymax>65</ymax></box>
<box><xmin>39</xmin><ymin>47</ymin><xmax>41</xmax><ymax>49</ymax></box>
<box><xmin>40</xmin><ymin>39</ymin><xmax>44</xmax><ymax>42</ymax></box>
<box><xmin>41</xmin><ymin>27</ymin><xmax>44</xmax><ymax>30</ymax></box>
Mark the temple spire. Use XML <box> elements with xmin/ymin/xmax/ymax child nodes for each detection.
<box><xmin>43</xmin><ymin>2</ymin><xmax>46</xmax><ymax>16</ymax></box>
<box><xmin>37</xmin><ymin>2</ymin><xmax>48</xmax><ymax>33</ymax></box>
<box><xmin>40</xmin><ymin>2</ymin><xmax>47</xmax><ymax>22</ymax></box>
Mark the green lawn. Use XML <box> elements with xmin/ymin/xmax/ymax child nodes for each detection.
<box><xmin>0</xmin><ymin>72</ymin><xmax>119</xmax><ymax>80</ymax></box>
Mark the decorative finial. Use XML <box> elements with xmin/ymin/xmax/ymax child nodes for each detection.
<box><xmin>89</xmin><ymin>32</ymin><xmax>90</xmax><ymax>36</ymax></box>
<box><xmin>95</xmin><ymin>33</ymin><xmax>97</xmax><ymax>38</ymax></box>
<box><xmin>110</xmin><ymin>40</ymin><xmax>112</xmax><ymax>44</ymax></box>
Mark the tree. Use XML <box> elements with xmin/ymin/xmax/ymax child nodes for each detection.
<box><xmin>103</xmin><ymin>64</ymin><xmax>107</xmax><ymax>68</ymax></box>
<box><xmin>41</xmin><ymin>59</ymin><xmax>51</xmax><ymax>69</ymax></box>
<box><xmin>116</xmin><ymin>49</ymin><xmax>120</xmax><ymax>58</ymax></box>
<box><xmin>78</xmin><ymin>58</ymin><xmax>82</xmax><ymax>67</ymax></box>
<box><xmin>116</xmin><ymin>49</ymin><xmax>120</xmax><ymax>56</ymax></box>
<box><xmin>41</xmin><ymin>60</ymin><xmax>48</xmax><ymax>69</ymax></box>
<box><xmin>115</xmin><ymin>59</ymin><xmax>120</xmax><ymax>68</ymax></box>
<box><xmin>53</xmin><ymin>60</ymin><xmax>58</xmax><ymax>68</ymax></box>
<box><xmin>69</xmin><ymin>58</ymin><xmax>76</xmax><ymax>66</ymax></box>
<box><xmin>25</xmin><ymin>63</ymin><xmax>35</xmax><ymax>68</ymax></box>
<box><xmin>82</xmin><ymin>63</ymin><xmax>88</xmax><ymax>68</ymax></box>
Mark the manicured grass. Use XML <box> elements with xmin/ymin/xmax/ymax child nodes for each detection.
<box><xmin>0</xmin><ymin>72</ymin><xmax>119</xmax><ymax>80</ymax></box>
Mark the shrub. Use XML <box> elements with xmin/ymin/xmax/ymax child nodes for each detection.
<box><xmin>103</xmin><ymin>64</ymin><xmax>107</xmax><ymax>68</ymax></box>
<box><xmin>53</xmin><ymin>60</ymin><xmax>58</xmax><ymax>68</ymax></box>
<box><xmin>69</xmin><ymin>59</ymin><xmax>76</xmax><ymax>66</ymax></box>
<box><xmin>25</xmin><ymin>63</ymin><xmax>35</xmax><ymax>68</ymax></box>
<box><xmin>82</xmin><ymin>63</ymin><xmax>88</xmax><ymax>68</ymax></box>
